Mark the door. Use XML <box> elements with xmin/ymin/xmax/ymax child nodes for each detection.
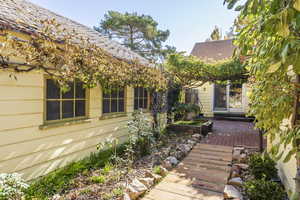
<box><xmin>213</xmin><ymin>83</ymin><xmax>243</xmax><ymax>113</ymax></box>
<box><xmin>228</xmin><ymin>83</ymin><xmax>243</xmax><ymax>112</ymax></box>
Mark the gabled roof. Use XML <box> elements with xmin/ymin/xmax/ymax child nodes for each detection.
<box><xmin>0</xmin><ymin>0</ymin><xmax>149</xmax><ymax>65</ymax></box>
<box><xmin>190</xmin><ymin>39</ymin><xmax>235</xmax><ymax>62</ymax></box>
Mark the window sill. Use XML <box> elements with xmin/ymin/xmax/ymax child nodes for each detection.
<box><xmin>99</xmin><ymin>113</ymin><xmax>128</xmax><ymax>120</ymax></box>
<box><xmin>39</xmin><ymin>118</ymin><xmax>91</xmax><ymax>130</ymax></box>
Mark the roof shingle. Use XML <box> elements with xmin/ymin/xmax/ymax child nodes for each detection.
<box><xmin>0</xmin><ymin>0</ymin><xmax>149</xmax><ymax>65</ymax></box>
<box><xmin>190</xmin><ymin>39</ymin><xmax>235</xmax><ymax>62</ymax></box>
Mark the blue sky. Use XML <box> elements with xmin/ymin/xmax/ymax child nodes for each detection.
<box><xmin>28</xmin><ymin>0</ymin><xmax>238</xmax><ymax>53</ymax></box>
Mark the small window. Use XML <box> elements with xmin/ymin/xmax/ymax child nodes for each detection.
<box><xmin>134</xmin><ymin>87</ymin><xmax>149</xmax><ymax>110</ymax></box>
<box><xmin>102</xmin><ymin>88</ymin><xmax>125</xmax><ymax>114</ymax></box>
<box><xmin>46</xmin><ymin>79</ymin><xmax>86</xmax><ymax>121</ymax></box>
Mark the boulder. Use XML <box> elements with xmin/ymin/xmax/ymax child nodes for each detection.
<box><xmin>224</xmin><ymin>185</ymin><xmax>243</xmax><ymax>199</ymax></box>
<box><xmin>165</xmin><ymin>156</ymin><xmax>179</xmax><ymax>166</ymax></box>
<box><xmin>228</xmin><ymin>177</ymin><xmax>243</xmax><ymax>187</ymax></box>
<box><xmin>177</xmin><ymin>144</ymin><xmax>192</xmax><ymax>154</ymax></box>
<box><xmin>240</xmin><ymin>153</ymin><xmax>247</xmax><ymax>163</ymax></box>
<box><xmin>138</xmin><ymin>177</ymin><xmax>154</xmax><ymax>188</ymax></box>
<box><xmin>230</xmin><ymin>165</ymin><xmax>241</xmax><ymax>178</ymax></box>
<box><xmin>233</xmin><ymin>163</ymin><xmax>249</xmax><ymax>170</ymax></box>
<box><xmin>186</xmin><ymin>139</ymin><xmax>196</xmax><ymax>146</ymax></box>
<box><xmin>52</xmin><ymin>194</ymin><xmax>62</xmax><ymax>200</ymax></box>
<box><xmin>192</xmin><ymin>133</ymin><xmax>202</xmax><ymax>140</ymax></box>
<box><xmin>145</xmin><ymin>170</ymin><xmax>162</xmax><ymax>182</ymax></box>
<box><xmin>126</xmin><ymin>179</ymin><xmax>148</xmax><ymax>199</ymax></box>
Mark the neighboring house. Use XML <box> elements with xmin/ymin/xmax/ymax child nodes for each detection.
<box><xmin>0</xmin><ymin>0</ymin><xmax>156</xmax><ymax>180</ymax></box>
<box><xmin>190</xmin><ymin>39</ymin><xmax>249</xmax><ymax>117</ymax></box>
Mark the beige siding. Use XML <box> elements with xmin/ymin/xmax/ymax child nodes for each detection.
<box><xmin>267</xmin><ymin>119</ymin><xmax>298</xmax><ymax>198</ymax></box>
<box><xmin>0</xmin><ymin>71</ymin><xmax>141</xmax><ymax>180</ymax></box>
<box><xmin>198</xmin><ymin>83</ymin><xmax>214</xmax><ymax>117</ymax></box>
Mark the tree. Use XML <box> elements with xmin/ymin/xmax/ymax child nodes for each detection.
<box><xmin>209</xmin><ymin>26</ymin><xmax>222</xmax><ymax>40</ymax></box>
<box><xmin>94</xmin><ymin>11</ymin><xmax>172</xmax><ymax>62</ymax></box>
<box><xmin>224</xmin><ymin>0</ymin><xmax>300</xmax><ymax>198</ymax></box>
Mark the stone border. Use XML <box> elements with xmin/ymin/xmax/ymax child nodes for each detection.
<box><xmin>166</xmin><ymin>120</ymin><xmax>213</xmax><ymax>136</ymax></box>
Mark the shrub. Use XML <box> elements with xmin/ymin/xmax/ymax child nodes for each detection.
<box><xmin>248</xmin><ymin>153</ymin><xmax>277</xmax><ymax>180</ymax></box>
<box><xmin>0</xmin><ymin>173</ymin><xmax>29</xmax><ymax>200</ymax></box>
<box><xmin>173</xmin><ymin>103</ymin><xmax>201</xmax><ymax>120</ymax></box>
<box><xmin>245</xmin><ymin>179</ymin><xmax>285</xmax><ymax>200</ymax></box>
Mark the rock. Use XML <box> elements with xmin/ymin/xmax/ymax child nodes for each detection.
<box><xmin>162</xmin><ymin>160</ymin><xmax>173</xmax><ymax>169</ymax></box>
<box><xmin>159</xmin><ymin>166</ymin><xmax>168</xmax><ymax>176</ymax></box>
<box><xmin>192</xmin><ymin>134</ymin><xmax>202</xmax><ymax>140</ymax></box>
<box><xmin>52</xmin><ymin>194</ymin><xmax>61</xmax><ymax>200</ymax></box>
<box><xmin>165</xmin><ymin>156</ymin><xmax>179</xmax><ymax>166</ymax></box>
<box><xmin>240</xmin><ymin>153</ymin><xmax>247</xmax><ymax>163</ymax></box>
<box><xmin>138</xmin><ymin>177</ymin><xmax>154</xmax><ymax>188</ymax></box>
<box><xmin>224</xmin><ymin>185</ymin><xmax>243</xmax><ymax>199</ymax></box>
<box><xmin>228</xmin><ymin>177</ymin><xmax>243</xmax><ymax>187</ymax></box>
<box><xmin>186</xmin><ymin>139</ymin><xmax>196</xmax><ymax>146</ymax></box>
<box><xmin>230</xmin><ymin>165</ymin><xmax>241</xmax><ymax>178</ymax></box>
<box><xmin>152</xmin><ymin>153</ymin><xmax>162</xmax><ymax>166</ymax></box>
<box><xmin>145</xmin><ymin>170</ymin><xmax>162</xmax><ymax>182</ymax></box>
<box><xmin>233</xmin><ymin>163</ymin><xmax>249</xmax><ymax>170</ymax></box>
<box><xmin>126</xmin><ymin>179</ymin><xmax>148</xmax><ymax>199</ymax></box>
<box><xmin>123</xmin><ymin>193</ymin><xmax>131</xmax><ymax>200</ymax></box>
<box><xmin>177</xmin><ymin>144</ymin><xmax>192</xmax><ymax>154</ymax></box>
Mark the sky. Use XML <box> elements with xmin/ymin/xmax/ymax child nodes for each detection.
<box><xmin>28</xmin><ymin>0</ymin><xmax>238</xmax><ymax>53</ymax></box>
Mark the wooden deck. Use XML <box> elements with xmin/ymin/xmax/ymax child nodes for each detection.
<box><xmin>142</xmin><ymin>144</ymin><xmax>233</xmax><ymax>200</ymax></box>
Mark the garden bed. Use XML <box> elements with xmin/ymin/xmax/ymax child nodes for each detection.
<box><xmin>224</xmin><ymin>146</ymin><xmax>288</xmax><ymax>200</ymax></box>
<box><xmin>167</xmin><ymin>119</ymin><xmax>213</xmax><ymax>136</ymax></box>
<box><xmin>25</xmin><ymin>130</ymin><xmax>203</xmax><ymax>200</ymax></box>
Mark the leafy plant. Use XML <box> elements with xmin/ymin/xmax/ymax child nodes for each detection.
<box><xmin>125</xmin><ymin>110</ymin><xmax>155</xmax><ymax>162</ymax></box>
<box><xmin>173</xmin><ymin>103</ymin><xmax>201</xmax><ymax>120</ymax></box>
<box><xmin>245</xmin><ymin>179</ymin><xmax>285</xmax><ymax>200</ymax></box>
<box><xmin>153</xmin><ymin>166</ymin><xmax>162</xmax><ymax>175</ymax></box>
<box><xmin>0</xmin><ymin>173</ymin><xmax>29</xmax><ymax>200</ymax></box>
<box><xmin>248</xmin><ymin>153</ymin><xmax>278</xmax><ymax>180</ymax></box>
<box><xmin>89</xmin><ymin>175</ymin><xmax>106</xmax><ymax>184</ymax></box>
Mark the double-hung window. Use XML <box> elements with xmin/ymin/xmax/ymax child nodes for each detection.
<box><xmin>46</xmin><ymin>79</ymin><xmax>86</xmax><ymax>122</ymax></box>
<box><xmin>134</xmin><ymin>87</ymin><xmax>149</xmax><ymax>110</ymax></box>
<box><xmin>102</xmin><ymin>88</ymin><xmax>125</xmax><ymax>114</ymax></box>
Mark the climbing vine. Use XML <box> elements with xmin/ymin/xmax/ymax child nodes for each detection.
<box><xmin>0</xmin><ymin>19</ymin><xmax>167</xmax><ymax>91</ymax></box>
<box><xmin>166</xmin><ymin>53</ymin><xmax>247</xmax><ymax>87</ymax></box>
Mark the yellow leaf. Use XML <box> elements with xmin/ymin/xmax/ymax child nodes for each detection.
<box><xmin>268</xmin><ymin>61</ymin><xmax>281</xmax><ymax>73</ymax></box>
<box><xmin>294</xmin><ymin>0</ymin><xmax>300</xmax><ymax>12</ymax></box>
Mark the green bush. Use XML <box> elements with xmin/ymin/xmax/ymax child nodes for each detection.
<box><xmin>173</xmin><ymin>103</ymin><xmax>201</xmax><ymax>121</ymax></box>
<box><xmin>245</xmin><ymin>179</ymin><xmax>285</xmax><ymax>200</ymax></box>
<box><xmin>248</xmin><ymin>153</ymin><xmax>277</xmax><ymax>180</ymax></box>
<box><xmin>89</xmin><ymin>175</ymin><xmax>106</xmax><ymax>184</ymax></box>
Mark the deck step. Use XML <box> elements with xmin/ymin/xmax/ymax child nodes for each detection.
<box><xmin>186</xmin><ymin>153</ymin><xmax>232</xmax><ymax>162</ymax></box>
<box><xmin>178</xmin><ymin>162</ymin><xmax>231</xmax><ymax>172</ymax></box>
<box><xmin>193</xmin><ymin>144</ymin><xmax>233</xmax><ymax>153</ymax></box>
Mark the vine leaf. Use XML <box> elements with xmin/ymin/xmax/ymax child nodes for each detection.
<box><xmin>294</xmin><ymin>0</ymin><xmax>300</xmax><ymax>12</ymax></box>
<box><xmin>268</xmin><ymin>61</ymin><xmax>281</xmax><ymax>73</ymax></box>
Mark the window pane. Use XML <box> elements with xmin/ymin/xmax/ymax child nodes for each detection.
<box><xmin>62</xmin><ymin>101</ymin><xmax>74</xmax><ymax>118</ymax></box>
<box><xmin>75</xmin><ymin>100</ymin><xmax>85</xmax><ymax>117</ymax></box>
<box><xmin>46</xmin><ymin>101</ymin><xmax>60</xmax><ymax>120</ymax></box>
<box><xmin>62</xmin><ymin>83</ymin><xmax>74</xmax><ymax>99</ymax></box>
<box><xmin>46</xmin><ymin>79</ymin><xmax>60</xmax><ymax>99</ymax></box>
<box><xmin>103</xmin><ymin>99</ymin><xmax>110</xmax><ymax>113</ymax></box>
<box><xmin>144</xmin><ymin>89</ymin><xmax>148</xmax><ymax>98</ymax></box>
<box><xmin>139</xmin><ymin>87</ymin><xmax>144</xmax><ymax>98</ymax></box>
<box><xmin>76</xmin><ymin>82</ymin><xmax>86</xmax><ymax>98</ymax></box>
<box><xmin>139</xmin><ymin>98</ymin><xmax>144</xmax><ymax>108</ymax></box>
<box><xmin>111</xmin><ymin>90</ymin><xmax>118</xmax><ymax>98</ymax></box>
<box><xmin>111</xmin><ymin>99</ymin><xmax>118</xmax><ymax>112</ymax></box>
<box><xmin>119</xmin><ymin>89</ymin><xmax>124</xmax><ymax>98</ymax></box>
<box><xmin>143</xmin><ymin>98</ymin><xmax>148</xmax><ymax>109</ymax></box>
<box><xmin>134</xmin><ymin>99</ymin><xmax>139</xmax><ymax>110</ymax></box>
<box><xmin>134</xmin><ymin>88</ymin><xmax>139</xmax><ymax>98</ymax></box>
<box><xmin>119</xmin><ymin>100</ymin><xmax>124</xmax><ymax>112</ymax></box>
<box><xmin>103</xmin><ymin>90</ymin><xmax>110</xmax><ymax>98</ymax></box>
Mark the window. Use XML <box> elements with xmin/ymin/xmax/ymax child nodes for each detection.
<box><xmin>185</xmin><ymin>88</ymin><xmax>199</xmax><ymax>105</ymax></box>
<box><xmin>102</xmin><ymin>88</ymin><xmax>125</xmax><ymax>114</ymax></box>
<box><xmin>134</xmin><ymin>87</ymin><xmax>149</xmax><ymax>110</ymax></box>
<box><xmin>46</xmin><ymin>79</ymin><xmax>86</xmax><ymax>121</ymax></box>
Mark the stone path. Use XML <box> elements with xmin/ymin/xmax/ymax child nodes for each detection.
<box><xmin>142</xmin><ymin>144</ymin><xmax>233</xmax><ymax>200</ymax></box>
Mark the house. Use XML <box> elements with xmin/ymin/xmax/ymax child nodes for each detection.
<box><xmin>0</xmin><ymin>0</ymin><xmax>159</xmax><ymax>180</ymax></box>
<box><xmin>189</xmin><ymin>39</ymin><xmax>250</xmax><ymax>118</ymax></box>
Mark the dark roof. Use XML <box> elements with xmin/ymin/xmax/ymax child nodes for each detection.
<box><xmin>190</xmin><ymin>39</ymin><xmax>235</xmax><ymax>62</ymax></box>
<box><xmin>0</xmin><ymin>0</ymin><xmax>149</xmax><ymax>65</ymax></box>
